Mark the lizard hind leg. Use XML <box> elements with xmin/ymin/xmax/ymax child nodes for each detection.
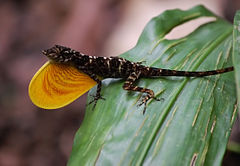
<box><xmin>123</xmin><ymin>72</ymin><xmax>161</xmax><ymax>114</ymax></box>
<box><xmin>137</xmin><ymin>90</ymin><xmax>162</xmax><ymax>114</ymax></box>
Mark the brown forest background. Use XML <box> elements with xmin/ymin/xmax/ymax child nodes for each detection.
<box><xmin>0</xmin><ymin>0</ymin><xmax>240</xmax><ymax>166</ymax></box>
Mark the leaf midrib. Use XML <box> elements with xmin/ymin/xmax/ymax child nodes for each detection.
<box><xmin>137</xmin><ymin>26</ymin><xmax>232</xmax><ymax>166</ymax></box>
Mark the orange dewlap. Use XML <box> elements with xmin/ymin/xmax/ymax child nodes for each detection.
<box><xmin>29</xmin><ymin>61</ymin><xmax>97</xmax><ymax>109</ymax></box>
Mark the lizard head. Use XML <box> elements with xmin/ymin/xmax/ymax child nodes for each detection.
<box><xmin>42</xmin><ymin>45</ymin><xmax>74</xmax><ymax>63</ymax></box>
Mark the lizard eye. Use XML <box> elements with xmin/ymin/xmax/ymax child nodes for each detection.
<box><xmin>42</xmin><ymin>46</ymin><xmax>60</xmax><ymax>61</ymax></box>
<box><xmin>43</xmin><ymin>45</ymin><xmax>72</xmax><ymax>63</ymax></box>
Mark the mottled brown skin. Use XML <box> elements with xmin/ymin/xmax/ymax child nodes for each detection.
<box><xmin>43</xmin><ymin>45</ymin><xmax>234</xmax><ymax>114</ymax></box>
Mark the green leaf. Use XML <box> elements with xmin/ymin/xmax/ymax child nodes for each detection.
<box><xmin>68</xmin><ymin>5</ymin><xmax>237</xmax><ymax>166</ymax></box>
<box><xmin>233</xmin><ymin>10</ymin><xmax>240</xmax><ymax>106</ymax></box>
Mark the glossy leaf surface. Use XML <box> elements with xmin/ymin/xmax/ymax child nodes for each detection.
<box><xmin>233</xmin><ymin>11</ymin><xmax>240</xmax><ymax>107</ymax></box>
<box><xmin>68</xmin><ymin>5</ymin><xmax>237</xmax><ymax>166</ymax></box>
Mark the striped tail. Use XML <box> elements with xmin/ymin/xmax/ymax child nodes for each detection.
<box><xmin>148</xmin><ymin>66</ymin><xmax>234</xmax><ymax>77</ymax></box>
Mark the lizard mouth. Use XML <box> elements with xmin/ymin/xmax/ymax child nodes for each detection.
<box><xmin>42</xmin><ymin>50</ymin><xmax>47</xmax><ymax>55</ymax></box>
<box><xmin>42</xmin><ymin>46</ymin><xmax>61</xmax><ymax>61</ymax></box>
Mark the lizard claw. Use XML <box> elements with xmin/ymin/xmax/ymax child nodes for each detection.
<box><xmin>137</xmin><ymin>95</ymin><xmax>163</xmax><ymax>114</ymax></box>
<box><xmin>88</xmin><ymin>94</ymin><xmax>105</xmax><ymax>110</ymax></box>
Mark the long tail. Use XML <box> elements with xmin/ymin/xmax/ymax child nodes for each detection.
<box><xmin>148</xmin><ymin>66</ymin><xmax>234</xmax><ymax>77</ymax></box>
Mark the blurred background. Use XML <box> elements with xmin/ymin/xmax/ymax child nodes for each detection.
<box><xmin>0</xmin><ymin>0</ymin><xmax>239</xmax><ymax>165</ymax></box>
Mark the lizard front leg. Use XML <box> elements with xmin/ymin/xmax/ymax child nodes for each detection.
<box><xmin>81</xmin><ymin>69</ymin><xmax>105</xmax><ymax>109</ymax></box>
<box><xmin>88</xmin><ymin>78</ymin><xmax>105</xmax><ymax>108</ymax></box>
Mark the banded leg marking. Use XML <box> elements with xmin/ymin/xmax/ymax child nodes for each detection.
<box><xmin>123</xmin><ymin>72</ymin><xmax>160</xmax><ymax>114</ymax></box>
<box><xmin>82</xmin><ymin>70</ymin><xmax>105</xmax><ymax>109</ymax></box>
